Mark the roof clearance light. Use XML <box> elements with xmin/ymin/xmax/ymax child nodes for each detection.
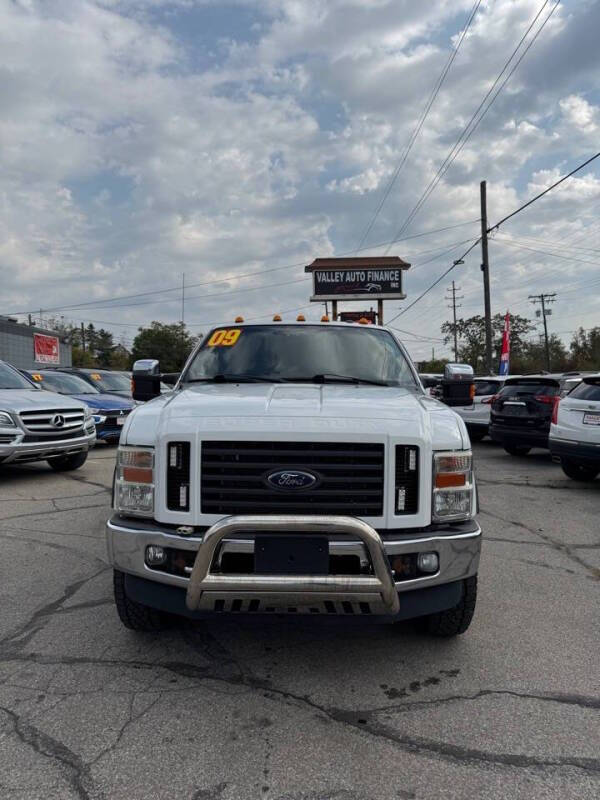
<box><xmin>273</xmin><ymin>314</ymin><xmax>282</xmax><ymax>322</ymax></box>
<box><xmin>358</xmin><ymin>317</ymin><xmax>369</xmax><ymax>325</ymax></box>
<box><xmin>296</xmin><ymin>314</ymin><xmax>306</xmax><ymax>321</ymax></box>
<box><xmin>321</xmin><ymin>315</ymin><xmax>329</xmax><ymax>322</ymax></box>
<box><xmin>234</xmin><ymin>316</ymin><xmax>244</xmax><ymax>323</ymax></box>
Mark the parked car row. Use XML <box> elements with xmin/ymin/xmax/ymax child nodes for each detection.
<box><xmin>419</xmin><ymin>370</ymin><xmax>600</xmax><ymax>483</ymax></box>
<box><xmin>23</xmin><ymin>370</ymin><xmax>132</xmax><ymax>443</ymax></box>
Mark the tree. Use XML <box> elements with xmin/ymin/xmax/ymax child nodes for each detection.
<box><xmin>569</xmin><ymin>327</ymin><xmax>600</xmax><ymax>370</ymax></box>
<box><xmin>519</xmin><ymin>334</ymin><xmax>570</xmax><ymax>373</ymax></box>
<box><xmin>441</xmin><ymin>313</ymin><xmax>535</xmax><ymax>373</ymax></box>
<box><xmin>416</xmin><ymin>358</ymin><xmax>449</xmax><ymax>373</ymax></box>
<box><xmin>131</xmin><ymin>322</ymin><xmax>196</xmax><ymax>372</ymax></box>
<box><xmin>94</xmin><ymin>329</ymin><xmax>115</xmax><ymax>367</ymax></box>
<box><xmin>72</xmin><ymin>346</ymin><xmax>96</xmax><ymax>367</ymax></box>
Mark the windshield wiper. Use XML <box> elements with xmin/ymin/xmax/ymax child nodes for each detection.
<box><xmin>286</xmin><ymin>373</ymin><xmax>390</xmax><ymax>387</ymax></box>
<box><xmin>186</xmin><ymin>374</ymin><xmax>283</xmax><ymax>384</ymax></box>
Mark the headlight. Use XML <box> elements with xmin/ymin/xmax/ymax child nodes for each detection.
<box><xmin>0</xmin><ymin>411</ymin><xmax>16</xmax><ymax>427</ymax></box>
<box><xmin>115</xmin><ymin>446</ymin><xmax>154</xmax><ymax>517</ymax></box>
<box><xmin>432</xmin><ymin>450</ymin><xmax>474</xmax><ymax>522</ymax></box>
<box><xmin>92</xmin><ymin>414</ymin><xmax>107</xmax><ymax>425</ymax></box>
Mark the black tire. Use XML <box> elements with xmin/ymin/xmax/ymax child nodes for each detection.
<box><xmin>468</xmin><ymin>428</ymin><xmax>486</xmax><ymax>443</ymax></box>
<box><xmin>504</xmin><ymin>444</ymin><xmax>531</xmax><ymax>456</ymax></box>
<box><xmin>421</xmin><ymin>576</ymin><xmax>478</xmax><ymax>637</ymax></box>
<box><xmin>47</xmin><ymin>451</ymin><xmax>88</xmax><ymax>471</ymax></box>
<box><xmin>113</xmin><ymin>569</ymin><xmax>171</xmax><ymax>632</ymax></box>
<box><xmin>560</xmin><ymin>459</ymin><xmax>599</xmax><ymax>482</ymax></box>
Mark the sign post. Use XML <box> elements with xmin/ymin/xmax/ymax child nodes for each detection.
<box><xmin>305</xmin><ymin>257</ymin><xmax>410</xmax><ymax>324</ymax></box>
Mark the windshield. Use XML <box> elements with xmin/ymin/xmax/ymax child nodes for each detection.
<box><xmin>84</xmin><ymin>371</ymin><xmax>131</xmax><ymax>393</ymax></box>
<box><xmin>0</xmin><ymin>361</ymin><xmax>36</xmax><ymax>390</ymax></box>
<box><xmin>31</xmin><ymin>371</ymin><xmax>100</xmax><ymax>394</ymax></box>
<box><xmin>568</xmin><ymin>379</ymin><xmax>600</xmax><ymax>401</ymax></box>
<box><xmin>184</xmin><ymin>325</ymin><xmax>418</xmax><ymax>387</ymax></box>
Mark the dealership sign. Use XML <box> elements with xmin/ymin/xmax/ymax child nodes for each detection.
<box><xmin>305</xmin><ymin>257</ymin><xmax>410</xmax><ymax>301</ymax></box>
<box><xmin>33</xmin><ymin>333</ymin><xmax>60</xmax><ymax>364</ymax></box>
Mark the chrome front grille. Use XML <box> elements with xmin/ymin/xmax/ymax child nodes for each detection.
<box><xmin>201</xmin><ymin>440</ymin><xmax>385</xmax><ymax>516</ymax></box>
<box><xmin>19</xmin><ymin>408</ymin><xmax>85</xmax><ymax>434</ymax></box>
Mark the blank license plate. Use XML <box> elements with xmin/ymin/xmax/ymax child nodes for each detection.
<box><xmin>503</xmin><ymin>404</ymin><xmax>527</xmax><ymax>416</ymax></box>
<box><xmin>116</xmin><ymin>417</ymin><xmax>125</xmax><ymax>426</ymax></box>
<box><xmin>254</xmin><ymin>535</ymin><xmax>329</xmax><ymax>575</ymax></box>
<box><xmin>583</xmin><ymin>413</ymin><xmax>600</xmax><ymax>426</ymax></box>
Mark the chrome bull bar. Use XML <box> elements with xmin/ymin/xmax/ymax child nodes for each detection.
<box><xmin>185</xmin><ymin>515</ymin><xmax>400</xmax><ymax>615</ymax></box>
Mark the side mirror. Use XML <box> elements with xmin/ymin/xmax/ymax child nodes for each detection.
<box><xmin>441</xmin><ymin>363</ymin><xmax>474</xmax><ymax>408</ymax></box>
<box><xmin>160</xmin><ymin>372</ymin><xmax>180</xmax><ymax>387</ymax></box>
<box><xmin>132</xmin><ymin>359</ymin><xmax>161</xmax><ymax>402</ymax></box>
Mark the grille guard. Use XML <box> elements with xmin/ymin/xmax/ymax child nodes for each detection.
<box><xmin>185</xmin><ymin>515</ymin><xmax>400</xmax><ymax>614</ymax></box>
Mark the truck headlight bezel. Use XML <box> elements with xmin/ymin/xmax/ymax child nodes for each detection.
<box><xmin>115</xmin><ymin>446</ymin><xmax>155</xmax><ymax>518</ymax></box>
<box><xmin>432</xmin><ymin>450</ymin><xmax>474</xmax><ymax>523</ymax></box>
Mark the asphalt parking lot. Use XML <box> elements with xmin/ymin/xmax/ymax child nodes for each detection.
<box><xmin>0</xmin><ymin>442</ymin><xmax>598</xmax><ymax>800</ymax></box>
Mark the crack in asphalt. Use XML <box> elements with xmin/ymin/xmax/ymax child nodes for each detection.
<box><xmin>480</xmin><ymin>509</ymin><xmax>600</xmax><ymax>580</ymax></box>
<box><xmin>0</xmin><ymin>704</ymin><xmax>97</xmax><ymax>800</ymax></box>
<box><xmin>2</xmin><ymin>649</ymin><xmax>599</xmax><ymax>777</ymax></box>
<box><xmin>0</xmin><ymin>566</ymin><xmax>111</xmax><ymax>652</ymax></box>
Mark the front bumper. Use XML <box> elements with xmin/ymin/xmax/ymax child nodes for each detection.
<box><xmin>549</xmin><ymin>437</ymin><xmax>600</xmax><ymax>466</ymax></box>
<box><xmin>106</xmin><ymin>514</ymin><xmax>481</xmax><ymax>617</ymax></box>
<box><xmin>0</xmin><ymin>427</ymin><xmax>96</xmax><ymax>464</ymax></box>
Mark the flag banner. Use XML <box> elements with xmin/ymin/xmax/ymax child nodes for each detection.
<box><xmin>499</xmin><ymin>312</ymin><xmax>510</xmax><ymax>376</ymax></box>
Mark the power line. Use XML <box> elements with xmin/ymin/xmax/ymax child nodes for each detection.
<box><xmin>354</xmin><ymin>0</ymin><xmax>482</xmax><ymax>252</ymax></box>
<box><xmin>388</xmin><ymin>148</ymin><xmax>600</xmax><ymax>323</ymax></box>
<box><xmin>4</xmin><ymin>220</ymin><xmax>479</xmax><ymax>318</ymax></box>
<box><xmin>384</xmin><ymin>0</ymin><xmax>559</xmax><ymax>250</ymax></box>
<box><xmin>489</xmin><ymin>150</ymin><xmax>600</xmax><ymax>232</ymax></box>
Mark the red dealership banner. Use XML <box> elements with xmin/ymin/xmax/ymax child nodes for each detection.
<box><xmin>33</xmin><ymin>333</ymin><xmax>60</xmax><ymax>364</ymax></box>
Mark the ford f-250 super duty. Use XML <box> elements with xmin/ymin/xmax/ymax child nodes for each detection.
<box><xmin>106</xmin><ymin>321</ymin><xmax>481</xmax><ymax>636</ymax></box>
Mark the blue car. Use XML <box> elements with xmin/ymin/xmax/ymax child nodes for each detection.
<box><xmin>24</xmin><ymin>369</ymin><xmax>134</xmax><ymax>443</ymax></box>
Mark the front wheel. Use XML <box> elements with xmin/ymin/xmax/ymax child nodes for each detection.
<box><xmin>420</xmin><ymin>576</ymin><xmax>478</xmax><ymax>637</ymax></box>
<box><xmin>560</xmin><ymin>459</ymin><xmax>599</xmax><ymax>482</ymax></box>
<box><xmin>113</xmin><ymin>569</ymin><xmax>171</xmax><ymax>632</ymax></box>
<box><xmin>47</xmin><ymin>451</ymin><xmax>88</xmax><ymax>471</ymax></box>
<box><xmin>504</xmin><ymin>444</ymin><xmax>531</xmax><ymax>457</ymax></box>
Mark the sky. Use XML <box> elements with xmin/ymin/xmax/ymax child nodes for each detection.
<box><xmin>1</xmin><ymin>0</ymin><xmax>599</xmax><ymax>362</ymax></box>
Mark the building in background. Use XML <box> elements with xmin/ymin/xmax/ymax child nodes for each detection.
<box><xmin>0</xmin><ymin>316</ymin><xmax>72</xmax><ymax>370</ymax></box>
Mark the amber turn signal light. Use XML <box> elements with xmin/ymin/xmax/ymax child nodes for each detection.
<box><xmin>435</xmin><ymin>473</ymin><xmax>466</xmax><ymax>489</ymax></box>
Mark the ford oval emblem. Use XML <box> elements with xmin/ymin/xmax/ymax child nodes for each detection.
<box><xmin>266</xmin><ymin>470</ymin><xmax>319</xmax><ymax>491</ymax></box>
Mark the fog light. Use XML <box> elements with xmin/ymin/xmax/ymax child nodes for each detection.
<box><xmin>145</xmin><ymin>545</ymin><xmax>167</xmax><ymax>566</ymax></box>
<box><xmin>417</xmin><ymin>552</ymin><xmax>439</xmax><ymax>573</ymax></box>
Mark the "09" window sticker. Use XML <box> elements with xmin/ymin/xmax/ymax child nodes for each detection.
<box><xmin>207</xmin><ymin>329</ymin><xmax>242</xmax><ymax>347</ymax></box>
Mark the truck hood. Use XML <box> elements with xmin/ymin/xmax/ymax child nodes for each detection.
<box><xmin>0</xmin><ymin>389</ymin><xmax>88</xmax><ymax>413</ymax></box>
<box><xmin>123</xmin><ymin>384</ymin><xmax>467</xmax><ymax>449</ymax></box>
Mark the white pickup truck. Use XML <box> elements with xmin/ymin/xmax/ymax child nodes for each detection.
<box><xmin>107</xmin><ymin>321</ymin><xmax>481</xmax><ymax>636</ymax></box>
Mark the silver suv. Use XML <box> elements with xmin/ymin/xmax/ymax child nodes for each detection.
<box><xmin>0</xmin><ymin>360</ymin><xmax>96</xmax><ymax>471</ymax></box>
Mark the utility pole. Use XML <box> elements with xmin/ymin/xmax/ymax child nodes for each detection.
<box><xmin>480</xmin><ymin>181</ymin><xmax>493</xmax><ymax>374</ymax></box>
<box><xmin>81</xmin><ymin>321</ymin><xmax>85</xmax><ymax>352</ymax></box>
<box><xmin>529</xmin><ymin>293</ymin><xmax>557</xmax><ymax>371</ymax></box>
<box><xmin>445</xmin><ymin>280</ymin><xmax>463</xmax><ymax>361</ymax></box>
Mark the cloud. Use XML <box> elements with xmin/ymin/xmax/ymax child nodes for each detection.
<box><xmin>1</xmin><ymin>0</ymin><xmax>599</xmax><ymax>361</ymax></box>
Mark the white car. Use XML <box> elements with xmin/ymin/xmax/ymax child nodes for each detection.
<box><xmin>549</xmin><ymin>374</ymin><xmax>600</xmax><ymax>481</ymax></box>
<box><xmin>0</xmin><ymin>360</ymin><xmax>96</xmax><ymax>470</ymax></box>
<box><xmin>455</xmin><ymin>376</ymin><xmax>506</xmax><ymax>442</ymax></box>
<box><xmin>106</xmin><ymin>321</ymin><xmax>481</xmax><ymax>637</ymax></box>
